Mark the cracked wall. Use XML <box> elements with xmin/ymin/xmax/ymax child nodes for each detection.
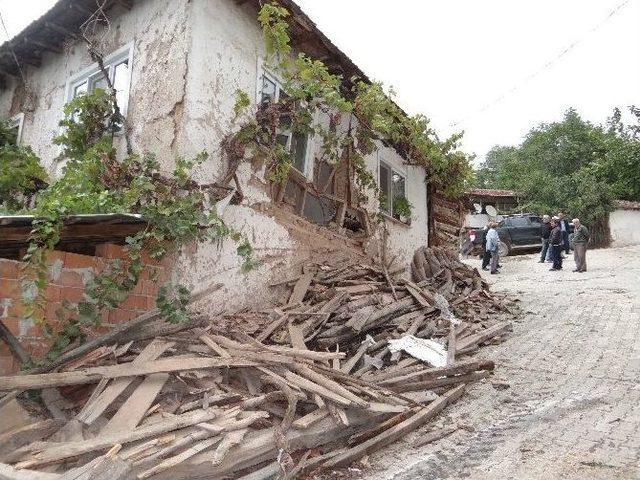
<box><xmin>0</xmin><ymin>0</ymin><xmax>429</xmax><ymax>314</ymax></box>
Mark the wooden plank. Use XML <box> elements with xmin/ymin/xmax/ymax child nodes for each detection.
<box><xmin>287</xmin><ymin>323</ymin><xmax>306</xmax><ymax>350</ymax></box>
<box><xmin>0</xmin><ymin>419</ymin><xmax>64</xmax><ymax>455</ymax></box>
<box><xmin>413</xmin><ymin>425</ymin><xmax>458</xmax><ymax>448</ymax></box>
<box><xmin>77</xmin><ymin>340</ymin><xmax>173</xmax><ymax>424</ymax></box>
<box><xmin>100</xmin><ymin>373</ymin><xmax>169</xmax><ymax>436</ymax></box>
<box><xmin>0</xmin><ymin>357</ymin><xmax>277</xmax><ymax>391</ymax></box>
<box><xmin>13</xmin><ymin>407</ymin><xmax>226</xmax><ymax>468</ymax></box>
<box><xmin>0</xmin><ymin>463</ymin><xmax>60</xmax><ymax>480</ymax></box>
<box><xmin>456</xmin><ymin>322</ymin><xmax>511</xmax><ymax>353</ymax></box>
<box><xmin>287</xmin><ymin>270</ymin><xmax>314</xmax><ymax>306</ymax></box>
<box><xmin>282</xmin><ymin>371</ymin><xmax>353</xmax><ymax>407</ymax></box>
<box><xmin>137</xmin><ymin>436</ymin><xmax>221</xmax><ymax>479</ymax></box>
<box><xmin>323</xmin><ymin>385</ymin><xmax>466</xmax><ymax>469</ymax></box>
<box><xmin>291</xmin><ymin>408</ymin><xmax>329</xmax><ymax>429</ymax></box>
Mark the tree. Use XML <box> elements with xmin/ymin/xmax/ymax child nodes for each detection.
<box><xmin>473</xmin><ymin>107</ymin><xmax>640</xmax><ymax>245</ymax></box>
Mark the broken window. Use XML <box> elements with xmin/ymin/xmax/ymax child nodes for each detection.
<box><xmin>379</xmin><ymin>161</ymin><xmax>409</xmax><ymax>222</ymax></box>
<box><xmin>67</xmin><ymin>44</ymin><xmax>132</xmax><ymax>117</ymax></box>
<box><xmin>259</xmin><ymin>70</ymin><xmax>310</xmax><ymax>176</ymax></box>
<box><xmin>6</xmin><ymin>113</ymin><xmax>24</xmax><ymax>145</ymax></box>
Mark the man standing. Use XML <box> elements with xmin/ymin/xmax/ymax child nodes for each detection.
<box><xmin>481</xmin><ymin>224</ymin><xmax>491</xmax><ymax>271</ymax></box>
<box><xmin>558</xmin><ymin>212</ymin><xmax>570</xmax><ymax>255</ymax></box>
<box><xmin>485</xmin><ymin>222</ymin><xmax>500</xmax><ymax>275</ymax></box>
<box><xmin>572</xmin><ymin>218</ymin><xmax>589</xmax><ymax>272</ymax></box>
<box><xmin>539</xmin><ymin>215</ymin><xmax>551</xmax><ymax>263</ymax></box>
<box><xmin>549</xmin><ymin>218</ymin><xmax>563</xmax><ymax>271</ymax></box>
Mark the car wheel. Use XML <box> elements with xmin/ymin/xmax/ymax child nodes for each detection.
<box><xmin>498</xmin><ymin>241</ymin><xmax>511</xmax><ymax>257</ymax></box>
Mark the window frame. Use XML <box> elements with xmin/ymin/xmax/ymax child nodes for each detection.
<box><xmin>379</xmin><ymin>159</ymin><xmax>410</xmax><ymax>223</ymax></box>
<box><xmin>7</xmin><ymin>112</ymin><xmax>24</xmax><ymax>145</ymax></box>
<box><xmin>65</xmin><ymin>43</ymin><xmax>134</xmax><ymax>117</ymax></box>
<box><xmin>257</xmin><ymin>65</ymin><xmax>312</xmax><ymax>178</ymax></box>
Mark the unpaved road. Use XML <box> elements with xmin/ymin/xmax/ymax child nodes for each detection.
<box><xmin>365</xmin><ymin>245</ymin><xmax>640</xmax><ymax>480</ymax></box>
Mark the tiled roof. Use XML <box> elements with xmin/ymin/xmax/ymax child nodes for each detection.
<box><xmin>466</xmin><ymin>189</ymin><xmax>520</xmax><ymax>198</ymax></box>
<box><xmin>615</xmin><ymin>200</ymin><xmax>640</xmax><ymax>210</ymax></box>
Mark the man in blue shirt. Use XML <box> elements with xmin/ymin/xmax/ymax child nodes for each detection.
<box><xmin>485</xmin><ymin>222</ymin><xmax>500</xmax><ymax>275</ymax></box>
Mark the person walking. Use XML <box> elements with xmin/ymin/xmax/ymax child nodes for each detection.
<box><xmin>549</xmin><ymin>218</ymin><xmax>563</xmax><ymax>271</ymax></box>
<box><xmin>485</xmin><ymin>222</ymin><xmax>500</xmax><ymax>275</ymax></box>
<box><xmin>572</xmin><ymin>218</ymin><xmax>589</xmax><ymax>272</ymax></box>
<box><xmin>558</xmin><ymin>212</ymin><xmax>570</xmax><ymax>255</ymax></box>
<box><xmin>539</xmin><ymin>215</ymin><xmax>551</xmax><ymax>263</ymax></box>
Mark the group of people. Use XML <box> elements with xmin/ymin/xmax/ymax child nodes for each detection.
<box><xmin>480</xmin><ymin>212</ymin><xmax>590</xmax><ymax>275</ymax></box>
<box><xmin>539</xmin><ymin>212</ymin><xmax>590</xmax><ymax>272</ymax></box>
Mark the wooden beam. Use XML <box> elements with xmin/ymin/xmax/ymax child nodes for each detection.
<box><xmin>24</xmin><ymin>38</ymin><xmax>63</xmax><ymax>54</ymax></box>
<box><xmin>44</xmin><ymin>22</ymin><xmax>79</xmax><ymax>39</ymax></box>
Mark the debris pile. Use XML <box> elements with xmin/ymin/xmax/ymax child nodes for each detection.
<box><xmin>0</xmin><ymin>247</ymin><xmax>514</xmax><ymax>479</ymax></box>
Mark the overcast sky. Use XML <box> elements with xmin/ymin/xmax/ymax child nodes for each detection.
<box><xmin>1</xmin><ymin>0</ymin><xmax>638</xmax><ymax>164</ymax></box>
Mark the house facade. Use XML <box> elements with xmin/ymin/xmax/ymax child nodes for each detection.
<box><xmin>0</xmin><ymin>0</ymin><xmax>430</xmax><ymax>312</ymax></box>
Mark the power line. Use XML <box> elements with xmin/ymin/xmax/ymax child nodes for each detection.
<box><xmin>0</xmin><ymin>8</ymin><xmax>27</xmax><ymax>85</ymax></box>
<box><xmin>451</xmin><ymin>0</ymin><xmax>634</xmax><ymax>128</ymax></box>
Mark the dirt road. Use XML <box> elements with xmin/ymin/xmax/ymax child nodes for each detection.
<box><xmin>367</xmin><ymin>245</ymin><xmax>640</xmax><ymax>480</ymax></box>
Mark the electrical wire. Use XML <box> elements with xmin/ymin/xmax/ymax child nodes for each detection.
<box><xmin>0</xmin><ymin>8</ymin><xmax>28</xmax><ymax>85</ymax></box>
<box><xmin>450</xmin><ymin>0</ymin><xmax>635</xmax><ymax>128</ymax></box>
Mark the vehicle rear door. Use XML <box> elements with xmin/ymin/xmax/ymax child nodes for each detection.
<box><xmin>506</xmin><ymin>216</ymin><xmax>536</xmax><ymax>246</ymax></box>
<box><xmin>524</xmin><ymin>216</ymin><xmax>543</xmax><ymax>245</ymax></box>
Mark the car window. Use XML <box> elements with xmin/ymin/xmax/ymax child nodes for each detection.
<box><xmin>508</xmin><ymin>217</ymin><xmax>529</xmax><ymax>227</ymax></box>
<box><xmin>529</xmin><ymin>216</ymin><xmax>541</xmax><ymax>225</ymax></box>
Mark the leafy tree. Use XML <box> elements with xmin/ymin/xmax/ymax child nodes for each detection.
<box><xmin>473</xmin><ymin>108</ymin><xmax>640</xmax><ymax>245</ymax></box>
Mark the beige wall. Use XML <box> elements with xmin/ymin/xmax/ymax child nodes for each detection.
<box><xmin>610</xmin><ymin>209</ymin><xmax>640</xmax><ymax>247</ymax></box>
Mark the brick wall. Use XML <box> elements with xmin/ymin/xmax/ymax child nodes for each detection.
<box><xmin>0</xmin><ymin>244</ymin><xmax>168</xmax><ymax>375</ymax></box>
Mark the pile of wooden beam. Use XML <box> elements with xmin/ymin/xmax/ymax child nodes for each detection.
<box><xmin>0</xmin><ymin>248</ymin><xmax>513</xmax><ymax>479</ymax></box>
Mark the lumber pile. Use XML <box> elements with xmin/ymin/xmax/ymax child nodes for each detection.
<box><xmin>0</xmin><ymin>248</ymin><xmax>513</xmax><ymax>479</ymax></box>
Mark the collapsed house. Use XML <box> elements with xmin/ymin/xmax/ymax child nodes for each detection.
<box><xmin>0</xmin><ymin>0</ymin><xmax>430</xmax><ymax>314</ymax></box>
<box><xmin>0</xmin><ymin>1</ymin><xmax>515</xmax><ymax>478</ymax></box>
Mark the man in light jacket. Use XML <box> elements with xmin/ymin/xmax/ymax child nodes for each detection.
<box><xmin>572</xmin><ymin>218</ymin><xmax>589</xmax><ymax>272</ymax></box>
<box><xmin>485</xmin><ymin>222</ymin><xmax>500</xmax><ymax>275</ymax></box>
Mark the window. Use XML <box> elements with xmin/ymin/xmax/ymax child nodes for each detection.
<box><xmin>259</xmin><ymin>70</ymin><xmax>310</xmax><ymax>175</ymax></box>
<box><xmin>379</xmin><ymin>161</ymin><xmax>409</xmax><ymax>222</ymax></box>
<box><xmin>66</xmin><ymin>44</ymin><xmax>132</xmax><ymax>116</ymax></box>
<box><xmin>6</xmin><ymin>113</ymin><xmax>24</xmax><ymax>145</ymax></box>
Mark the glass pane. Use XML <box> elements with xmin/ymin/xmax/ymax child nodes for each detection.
<box><xmin>276</xmin><ymin>133</ymin><xmax>290</xmax><ymax>148</ymax></box>
<box><xmin>91</xmin><ymin>73</ymin><xmax>109</xmax><ymax>92</ymax></box>
<box><xmin>113</xmin><ymin>61</ymin><xmax>129</xmax><ymax>112</ymax></box>
<box><xmin>73</xmin><ymin>81</ymin><xmax>88</xmax><ymax>98</ymax></box>
<box><xmin>392</xmin><ymin>171</ymin><xmax>406</xmax><ymax>220</ymax></box>
<box><xmin>291</xmin><ymin>133</ymin><xmax>308</xmax><ymax>173</ymax></box>
<box><xmin>379</xmin><ymin>163</ymin><xmax>391</xmax><ymax>214</ymax></box>
<box><xmin>261</xmin><ymin>75</ymin><xmax>277</xmax><ymax>103</ymax></box>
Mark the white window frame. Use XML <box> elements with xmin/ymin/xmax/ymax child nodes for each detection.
<box><xmin>65</xmin><ymin>42</ymin><xmax>134</xmax><ymax>117</ymax></box>
<box><xmin>379</xmin><ymin>159</ymin><xmax>409</xmax><ymax>222</ymax></box>
<box><xmin>7</xmin><ymin>112</ymin><xmax>24</xmax><ymax>144</ymax></box>
<box><xmin>257</xmin><ymin>63</ymin><xmax>312</xmax><ymax>178</ymax></box>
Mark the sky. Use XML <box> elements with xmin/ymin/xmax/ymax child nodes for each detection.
<box><xmin>0</xmin><ymin>0</ymin><xmax>638</xmax><ymax>165</ymax></box>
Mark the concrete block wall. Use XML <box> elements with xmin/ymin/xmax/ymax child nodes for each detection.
<box><xmin>0</xmin><ymin>244</ymin><xmax>168</xmax><ymax>375</ymax></box>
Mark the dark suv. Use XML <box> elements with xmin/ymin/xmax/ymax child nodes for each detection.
<box><xmin>462</xmin><ymin>214</ymin><xmax>552</xmax><ymax>256</ymax></box>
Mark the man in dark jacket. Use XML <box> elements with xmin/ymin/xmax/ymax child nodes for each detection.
<box><xmin>558</xmin><ymin>212</ymin><xmax>570</xmax><ymax>255</ymax></box>
<box><xmin>539</xmin><ymin>215</ymin><xmax>551</xmax><ymax>263</ymax></box>
<box><xmin>549</xmin><ymin>218</ymin><xmax>563</xmax><ymax>271</ymax></box>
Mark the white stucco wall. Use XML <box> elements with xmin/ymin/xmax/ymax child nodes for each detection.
<box><xmin>610</xmin><ymin>209</ymin><xmax>640</xmax><ymax>247</ymax></box>
<box><xmin>0</xmin><ymin>0</ymin><xmax>430</xmax><ymax>311</ymax></box>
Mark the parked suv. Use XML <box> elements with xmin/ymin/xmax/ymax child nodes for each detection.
<box><xmin>462</xmin><ymin>214</ymin><xmax>552</xmax><ymax>256</ymax></box>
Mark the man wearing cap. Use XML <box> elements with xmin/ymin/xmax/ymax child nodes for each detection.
<box><xmin>572</xmin><ymin>218</ymin><xmax>589</xmax><ymax>272</ymax></box>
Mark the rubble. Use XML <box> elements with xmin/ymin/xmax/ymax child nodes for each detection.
<box><xmin>0</xmin><ymin>247</ymin><xmax>514</xmax><ymax>479</ymax></box>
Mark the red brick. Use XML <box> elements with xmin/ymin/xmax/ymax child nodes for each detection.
<box><xmin>61</xmin><ymin>287</ymin><xmax>85</xmax><ymax>304</ymax></box>
<box><xmin>0</xmin><ymin>355</ymin><xmax>16</xmax><ymax>375</ymax></box>
<box><xmin>0</xmin><ymin>279</ymin><xmax>19</xmax><ymax>297</ymax></box>
<box><xmin>64</xmin><ymin>252</ymin><xmax>98</xmax><ymax>269</ymax></box>
<box><xmin>44</xmin><ymin>285</ymin><xmax>62</xmax><ymax>303</ymax></box>
<box><xmin>109</xmin><ymin>308</ymin><xmax>137</xmax><ymax>324</ymax></box>
<box><xmin>95</xmin><ymin>244</ymin><xmax>126</xmax><ymax>260</ymax></box>
<box><xmin>146</xmin><ymin>296</ymin><xmax>157</xmax><ymax>310</ymax></box>
<box><xmin>44</xmin><ymin>302</ymin><xmax>64</xmax><ymax>323</ymax></box>
<box><xmin>57</xmin><ymin>270</ymin><xmax>84</xmax><ymax>288</ymax></box>
<box><xmin>2</xmin><ymin>317</ymin><xmax>19</xmax><ymax>336</ymax></box>
<box><xmin>0</xmin><ymin>259</ymin><xmax>21</xmax><ymax>279</ymax></box>
<box><xmin>120</xmin><ymin>294</ymin><xmax>147</xmax><ymax>311</ymax></box>
<box><xmin>6</xmin><ymin>299</ymin><xmax>23</xmax><ymax>318</ymax></box>
<box><xmin>44</xmin><ymin>251</ymin><xmax>66</xmax><ymax>266</ymax></box>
